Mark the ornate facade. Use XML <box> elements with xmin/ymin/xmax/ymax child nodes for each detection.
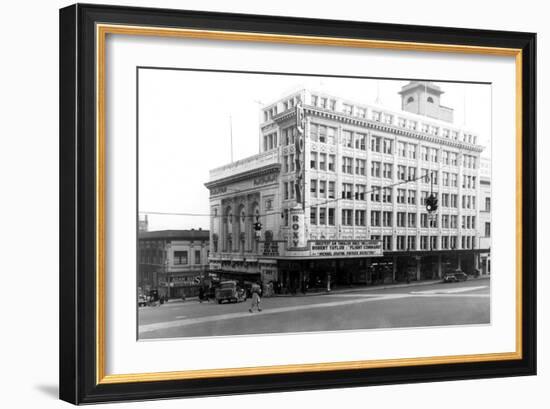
<box><xmin>206</xmin><ymin>82</ymin><xmax>490</xmax><ymax>290</ymax></box>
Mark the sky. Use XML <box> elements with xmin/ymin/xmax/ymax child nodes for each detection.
<box><xmin>138</xmin><ymin>69</ymin><xmax>491</xmax><ymax>231</ymax></box>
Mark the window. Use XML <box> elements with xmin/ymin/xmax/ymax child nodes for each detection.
<box><xmin>319</xmin><ymin>207</ymin><xmax>327</xmax><ymax>225</ymax></box>
<box><xmin>370</xmin><ymin>135</ymin><xmax>381</xmax><ymax>152</ymax></box>
<box><xmin>319</xmin><ymin>125</ymin><xmax>327</xmax><ymax>143</ymax></box>
<box><xmin>342</xmin><ymin>130</ymin><xmax>353</xmax><ymax>147</ymax></box>
<box><xmin>485</xmin><ymin>222</ymin><xmax>491</xmax><ymax>237</ymax></box>
<box><xmin>355</xmin><ymin>210</ymin><xmax>366</xmax><ymax>226</ymax></box>
<box><xmin>485</xmin><ymin>197</ymin><xmax>491</xmax><ymax>211</ymax></box>
<box><xmin>442</xmin><ymin>215</ymin><xmax>450</xmax><ymax>228</ymax></box>
<box><xmin>383</xmin><ymin>163</ymin><xmax>393</xmax><ymax>179</ymax></box>
<box><xmin>442</xmin><ymin>150</ymin><xmax>449</xmax><ymax>165</ymax></box>
<box><xmin>290</xmin><ymin>154</ymin><xmax>295</xmax><ymax>172</ymax></box>
<box><xmin>407</xmin><ymin>213</ymin><xmax>416</xmax><ymax>227</ymax></box>
<box><xmin>397</xmin><ymin>212</ymin><xmax>406</xmax><ymax>227</ymax></box>
<box><xmin>430</xmin><ymin>148</ymin><xmax>438</xmax><ymax>162</ymax></box>
<box><xmin>284</xmin><ymin>209</ymin><xmax>289</xmax><ymax>226</ymax></box>
<box><xmin>357</xmin><ymin>108</ymin><xmax>366</xmax><ymax>118</ymax></box>
<box><xmin>319</xmin><ymin>180</ymin><xmax>326</xmax><ymax>198</ymax></box>
<box><xmin>328</xmin><ymin>208</ymin><xmax>335</xmax><ymax>225</ymax></box>
<box><xmin>427</xmin><ymin>96</ymin><xmax>434</xmax><ymax>103</ymax></box>
<box><xmin>408</xmin><ymin>144</ymin><xmax>417</xmax><ymax>159</ymax></box>
<box><xmin>341</xmin><ymin>183</ymin><xmax>353</xmax><ymax>200</ymax></box>
<box><xmin>311</xmin><ymin>95</ymin><xmax>318</xmax><ymax>106</ymax></box>
<box><xmin>328</xmin><ymin>155</ymin><xmax>336</xmax><ymax>172</ymax></box>
<box><xmin>450</xmin><ymin>152</ymin><xmax>458</xmax><ymax>166</ymax></box>
<box><xmin>451</xmin><ymin>193</ymin><xmax>458</xmax><ymax>209</ymax></box>
<box><xmin>382</xmin><ymin>187</ymin><xmax>392</xmax><ymax>203</ymax></box>
<box><xmin>408</xmin><ymin>190</ymin><xmax>416</xmax><ymax>205</ymax></box>
<box><xmin>383</xmin><ymin>235</ymin><xmax>392</xmax><ymax>250</ymax></box>
<box><xmin>319</xmin><ymin>153</ymin><xmax>326</xmax><ymax>170</ymax></box>
<box><xmin>407</xmin><ymin>96</ymin><xmax>414</xmax><ymax>103</ymax></box>
<box><xmin>195</xmin><ymin>250</ymin><xmax>201</xmax><ymax>265</ymax></box>
<box><xmin>396</xmin><ymin>236</ymin><xmax>406</xmax><ymax>250</ymax></box>
<box><xmin>284</xmin><ymin>182</ymin><xmax>289</xmax><ymax>200</ymax></box>
<box><xmin>421</xmin><ymin>168</ymin><xmax>429</xmax><ymax>183</ymax></box>
<box><xmin>408</xmin><ymin>166</ymin><xmax>416</xmax><ymax>181</ymax></box>
<box><xmin>407</xmin><ymin>236</ymin><xmax>416</xmax><ymax>250</ymax></box>
<box><xmin>397</xmin><ymin>189</ymin><xmax>406</xmax><ymax>204</ymax></box>
<box><xmin>343</xmin><ymin>104</ymin><xmax>353</xmax><ymax>115</ymax></box>
<box><xmin>420</xmin><ymin>236</ymin><xmax>428</xmax><ymax>250</ymax></box>
<box><xmin>441</xmin><ymin>236</ymin><xmax>449</xmax><ymax>249</ymax></box>
<box><xmin>383</xmin><ymin>138</ymin><xmax>393</xmax><ymax>154</ymax></box>
<box><xmin>441</xmin><ymin>193</ymin><xmax>449</xmax><ymax>207</ymax></box>
<box><xmin>355</xmin><ymin>133</ymin><xmax>366</xmax><ymax>150</ymax></box>
<box><xmin>397</xmin><ymin>165</ymin><xmax>406</xmax><ymax>181</ymax></box>
<box><xmin>327</xmin><ymin>127</ymin><xmax>336</xmax><ymax>144</ymax></box>
<box><xmin>442</xmin><ymin>172</ymin><xmax>449</xmax><ymax>187</ymax></box>
<box><xmin>328</xmin><ymin>181</ymin><xmax>335</xmax><ymax>199</ymax></box>
<box><xmin>451</xmin><ymin>173</ymin><xmax>458</xmax><ymax>187</ymax></box>
<box><xmin>370</xmin><ymin>210</ymin><xmax>381</xmax><ymax>226</ymax></box>
<box><xmin>310</xmin><ymin>207</ymin><xmax>317</xmax><ymax>225</ymax></box>
<box><xmin>421</xmin><ymin>213</ymin><xmax>428</xmax><ymax>228</ymax></box>
<box><xmin>371</xmin><ymin>161</ymin><xmax>381</xmax><ymax>178</ymax></box>
<box><xmin>174</xmin><ymin>251</ymin><xmax>188</xmax><ymax>265</ymax></box>
<box><xmin>430</xmin><ymin>236</ymin><xmax>438</xmax><ymax>250</ymax></box>
<box><xmin>320</xmin><ymin>97</ymin><xmax>328</xmax><ymax>108</ymax></box>
<box><xmin>310</xmin><ymin>152</ymin><xmax>317</xmax><ymax>169</ymax></box>
<box><xmin>355</xmin><ymin>184</ymin><xmax>366</xmax><ymax>200</ymax></box>
<box><xmin>356</xmin><ymin>159</ymin><xmax>366</xmax><ymax>175</ymax></box>
<box><xmin>383</xmin><ymin>211</ymin><xmax>393</xmax><ymax>227</ymax></box>
<box><xmin>342</xmin><ymin>209</ymin><xmax>353</xmax><ymax>226</ymax></box>
<box><xmin>343</xmin><ymin>157</ymin><xmax>353</xmax><ymax>174</ymax></box>
<box><xmin>284</xmin><ymin>155</ymin><xmax>289</xmax><ymax>173</ymax></box>
<box><xmin>398</xmin><ymin>141</ymin><xmax>406</xmax><ymax>157</ymax></box>
<box><xmin>310</xmin><ymin>179</ymin><xmax>317</xmax><ymax>197</ymax></box>
<box><xmin>371</xmin><ymin>186</ymin><xmax>381</xmax><ymax>202</ymax></box>
<box><xmin>372</xmin><ymin>111</ymin><xmax>381</xmax><ymax>121</ymax></box>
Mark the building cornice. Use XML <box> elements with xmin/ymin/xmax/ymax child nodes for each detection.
<box><xmin>273</xmin><ymin>106</ymin><xmax>484</xmax><ymax>153</ymax></box>
<box><xmin>205</xmin><ymin>163</ymin><xmax>281</xmax><ymax>190</ymax></box>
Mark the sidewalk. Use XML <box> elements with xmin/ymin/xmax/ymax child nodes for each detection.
<box><xmin>272</xmin><ymin>275</ymin><xmax>491</xmax><ymax>298</ymax></box>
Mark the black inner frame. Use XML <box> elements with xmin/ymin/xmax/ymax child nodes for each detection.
<box><xmin>59</xmin><ymin>3</ymin><xmax>536</xmax><ymax>404</ymax></box>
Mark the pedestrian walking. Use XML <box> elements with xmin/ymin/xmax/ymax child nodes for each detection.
<box><xmin>249</xmin><ymin>282</ymin><xmax>262</xmax><ymax>313</ymax></box>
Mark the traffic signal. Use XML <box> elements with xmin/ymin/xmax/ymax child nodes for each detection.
<box><xmin>425</xmin><ymin>194</ymin><xmax>438</xmax><ymax>213</ymax></box>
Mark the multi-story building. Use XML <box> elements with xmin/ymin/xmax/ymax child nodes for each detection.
<box><xmin>138</xmin><ymin>229</ymin><xmax>210</xmax><ymax>298</ymax></box>
<box><xmin>206</xmin><ymin>82</ymin><xmax>489</xmax><ymax>292</ymax></box>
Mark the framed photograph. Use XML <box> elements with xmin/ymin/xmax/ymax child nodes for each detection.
<box><xmin>59</xmin><ymin>3</ymin><xmax>536</xmax><ymax>404</ymax></box>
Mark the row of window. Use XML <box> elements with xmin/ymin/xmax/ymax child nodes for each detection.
<box><xmin>173</xmin><ymin>250</ymin><xmax>203</xmax><ymax>265</ymax></box>
<box><xmin>309</xmin><ymin>95</ymin><xmax>477</xmax><ymax>143</ymax></box>
<box><xmin>373</xmin><ymin>235</ymin><xmax>478</xmax><ymax>251</ymax></box>
<box><xmin>308</xmin><ymin>207</ymin><xmax>477</xmax><ymax>230</ymax></box>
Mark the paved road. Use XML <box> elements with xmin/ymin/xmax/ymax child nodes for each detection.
<box><xmin>138</xmin><ymin>277</ymin><xmax>490</xmax><ymax>339</ymax></box>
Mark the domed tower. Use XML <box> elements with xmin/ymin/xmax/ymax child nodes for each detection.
<box><xmin>398</xmin><ymin>81</ymin><xmax>454</xmax><ymax>123</ymax></box>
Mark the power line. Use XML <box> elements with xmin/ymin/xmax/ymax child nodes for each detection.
<box><xmin>140</xmin><ymin>174</ymin><xmax>431</xmax><ymax>220</ymax></box>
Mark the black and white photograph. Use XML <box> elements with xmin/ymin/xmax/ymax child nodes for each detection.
<box><xmin>137</xmin><ymin>69</ymin><xmax>492</xmax><ymax>340</ymax></box>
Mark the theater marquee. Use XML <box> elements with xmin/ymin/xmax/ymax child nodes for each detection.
<box><xmin>309</xmin><ymin>240</ymin><xmax>383</xmax><ymax>258</ymax></box>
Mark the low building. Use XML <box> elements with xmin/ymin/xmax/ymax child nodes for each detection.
<box><xmin>138</xmin><ymin>229</ymin><xmax>210</xmax><ymax>298</ymax></box>
<box><xmin>477</xmin><ymin>158</ymin><xmax>491</xmax><ymax>274</ymax></box>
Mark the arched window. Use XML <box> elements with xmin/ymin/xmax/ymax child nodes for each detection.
<box><xmin>427</xmin><ymin>96</ymin><xmax>434</xmax><ymax>103</ymax></box>
<box><xmin>407</xmin><ymin>96</ymin><xmax>414</xmax><ymax>103</ymax></box>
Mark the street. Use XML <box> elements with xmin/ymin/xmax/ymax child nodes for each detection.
<box><xmin>138</xmin><ymin>277</ymin><xmax>490</xmax><ymax>339</ymax></box>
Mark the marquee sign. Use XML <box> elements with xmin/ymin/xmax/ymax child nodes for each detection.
<box><xmin>309</xmin><ymin>240</ymin><xmax>383</xmax><ymax>258</ymax></box>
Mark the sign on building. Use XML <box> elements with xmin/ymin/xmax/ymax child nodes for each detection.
<box><xmin>309</xmin><ymin>240</ymin><xmax>383</xmax><ymax>258</ymax></box>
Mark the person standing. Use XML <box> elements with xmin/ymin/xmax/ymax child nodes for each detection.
<box><xmin>249</xmin><ymin>282</ymin><xmax>262</xmax><ymax>313</ymax></box>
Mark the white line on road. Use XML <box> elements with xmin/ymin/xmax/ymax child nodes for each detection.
<box><xmin>139</xmin><ymin>294</ymin><xmax>409</xmax><ymax>334</ymax></box>
<box><xmin>410</xmin><ymin>286</ymin><xmax>488</xmax><ymax>295</ymax></box>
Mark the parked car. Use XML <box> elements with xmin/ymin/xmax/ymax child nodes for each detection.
<box><xmin>215</xmin><ymin>281</ymin><xmax>247</xmax><ymax>304</ymax></box>
<box><xmin>138</xmin><ymin>293</ymin><xmax>147</xmax><ymax>307</ymax></box>
<box><xmin>443</xmin><ymin>269</ymin><xmax>468</xmax><ymax>283</ymax></box>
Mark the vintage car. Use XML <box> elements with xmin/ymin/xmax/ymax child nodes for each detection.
<box><xmin>443</xmin><ymin>269</ymin><xmax>468</xmax><ymax>283</ymax></box>
<box><xmin>215</xmin><ymin>281</ymin><xmax>247</xmax><ymax>304</ymax></box>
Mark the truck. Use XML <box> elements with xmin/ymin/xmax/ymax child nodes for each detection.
<box><xmin>214</xmin><ymin>281</ymin><xmax>247</xmax><ymax>304</ymax></box>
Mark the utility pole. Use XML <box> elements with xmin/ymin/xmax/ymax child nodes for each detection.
<box><xmin>229</xmin><ymin>115</ymin><xmax>234</xmax><ymax>163</ymax></box>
